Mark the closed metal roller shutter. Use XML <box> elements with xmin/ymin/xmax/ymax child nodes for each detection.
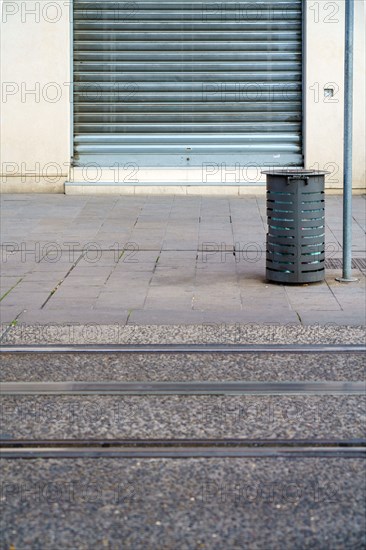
<box><xmin>73</xmin><ymin>0</ymin><xmax>303</xmax><ymax>167</ymax></box>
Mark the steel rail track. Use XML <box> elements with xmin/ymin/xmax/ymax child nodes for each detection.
<box><xmin>2</xmin><ymin>381</ymin><xmax>365</xmax><ymax>395</ymax></box>
<box><xmin>1</xmin><ymin>344</ymin><xmax>365</xmax><ymax>354</ymax></box>
<box><xmin>1</xmin><ymin>438</ymin><xmax>365</xmax><ymax>459</ymax></box>
<box><xmin>2</xmin><ymin>344</ymin><xmax>364</xmax><ymax>459</ymax></box>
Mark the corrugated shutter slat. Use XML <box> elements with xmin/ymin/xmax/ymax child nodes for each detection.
<box><xmin>73</xmin><ymin>0</ymin><xmax>303</xmax><ymax>167</ymax></box>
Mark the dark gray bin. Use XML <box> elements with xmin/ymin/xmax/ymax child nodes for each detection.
<box><xmin>262</xmin><ymin>169</ymin><xmax>328</xmax><ymax>284</ymax></box>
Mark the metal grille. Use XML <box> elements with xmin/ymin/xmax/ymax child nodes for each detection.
<box><xmin>73</xmin><ymin>0</ymin><xmax>303</xmax><ymax>167</ymax></box>
<box><xmin>325</xmin><ymin>258</ymin><xmax>366</xmax><ymax>272</ymax></box>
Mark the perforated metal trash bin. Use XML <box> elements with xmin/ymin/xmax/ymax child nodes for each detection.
<box><xmin>262</xmin><ymin>170</ymin><xmax>328</xmax><ymax>284</ymax></box>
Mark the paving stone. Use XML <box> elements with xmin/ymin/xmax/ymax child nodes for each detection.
<box><xmin>1</xmin><ymin>195</ymin><xmax>365</xmax><ymax>326</ymax></box>
<box><xmin>51</xmin><ymin>286</ymin><xmax>103</xmax><ymax>300</ymax></box>
<box><xmin>9</xmin><ymin>306</ymin><xmax>288</xmax><ymax>328</ymax></box>
<box><xmin>0</xmin><ymin>306</ymin><xmax>24</xmax><ymax>325</ymax></box>
<box><xmin>298</xmin><ymin>311</ymin><xmax>366</xmax><ymax>326</ymax></box>
<box><xmin>44</xmin><ymin>299</ymin><xmax>98</xmax><ymax>311</ymax></box>
<box><xmin>11</xmin><ymin>309</ymin><xmax>129</xmax><ymax>325</ymax></box>
<box><xmin>95</xmin><ymin>292</ymin><xmax>147</xmax><ymax>309</ymax></box>
<box><xmin>144</xmin><ymin>298</ymin><xmax>193</xmax><ymax>311</ymax></box>
<box><xmin>116</xmin><ymin>263</ymin><xmax>156</xmax><ymax>273</ymax></box>
<box><xmin>105</xmin><ymin>273</ymin><xmax>153</xmax><ymax>286</ymax></box>
<box><xmin>284</xmin><ymin>293</ymin><xmax>342</xmax><ymax>311</ymax></box>
<box><xmin>150</xmin><ymin>273</ymin><xmax>195</xmax><ymax>288</ymax></box>
<box><xmin>1</xmin><ymin>292</ymin><xmax>51</xmax><ymax>308</ymax></box>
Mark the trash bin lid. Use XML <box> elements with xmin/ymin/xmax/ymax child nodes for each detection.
<box><xmin>261</xmin><ymin>169</ymin><xmax>330</xmax><ymax>176</ymax></box>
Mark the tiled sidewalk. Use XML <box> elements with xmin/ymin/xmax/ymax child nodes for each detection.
<box><xmin>0</xmin><ymin>194</ymin><xmax>365</xmax><ymax>327</ymax></box>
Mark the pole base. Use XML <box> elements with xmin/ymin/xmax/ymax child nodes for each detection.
<box><xmin>335</xmin><ymin>276</ymin><xmax>358</xmax><ymax>283</ymax></box>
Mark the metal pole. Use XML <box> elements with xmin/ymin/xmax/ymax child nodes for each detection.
<box><xmin>337</xmin><ymin>0</ymin><xmax>357</xmax><ymax>282</ymax></box>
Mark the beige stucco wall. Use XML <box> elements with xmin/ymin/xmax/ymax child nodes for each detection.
<box><xmin>305</xmin><ymin>0</ymin><xmax>365</xmax><ymax>189</ymax></box>
<box><xmin>352</xmin><ymin>0</ymin><xmax>366</xmax><ymax>189</ymax></box>
<box><xmin>1</xmin><ymin>0</ymin><xmax>365</xmax><ymax>193</ymax></box>
<box><xmin>0</xmin><ymin>0</ymin><xmax>71</xmax><ymax>192</ymax></box>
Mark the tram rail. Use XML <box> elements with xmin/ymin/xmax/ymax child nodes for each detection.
<box><xmin>1</xmin><ymin>438</ymin><xmax>365</xmax><ymax>459</ymax></box>
<box><xmin>0</xmin><ymin>343</ymin><xmax>365</xmax><ymax>354</ymax></box>
<box><xmin>1</xmin><ymin>343</ymin><xmax>365</xmax><ymax>459</ymax></box>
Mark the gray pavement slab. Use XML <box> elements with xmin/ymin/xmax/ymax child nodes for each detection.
<box><xmin>144</xmin><ymin>297</ymin><xmax>194</xmax><ymax>312</ymax></box>
<box><xmin>0</xmin><ymin>306</ymin><xmax>24</xmax><ymax>324</ymax></box>
<box><xmin>1</xmin><ymin>310</ymin><xmax>130</xmax><ymax>326</ymax></box>
<box><xmin>128</xmin><ymin>310</ymin><xmax>301</xmax><ymax>325</ymax></box>
<box><xmin>296</xmin><ymin>311</ymin><xmax>366</xmax><ymax>326</ymax></box>
<box><xmin>0</xmin><ymin>193</ymin><xmax>365</xmax><ymax>327</ymax></box>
